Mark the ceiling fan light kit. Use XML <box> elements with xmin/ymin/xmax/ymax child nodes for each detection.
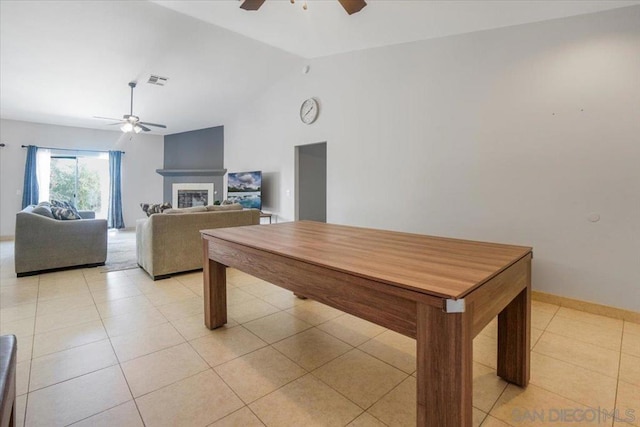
<box><xmin>121</xmin><ymin>122</ymin><xmax>142</xmax><ymax>134</ymax></box>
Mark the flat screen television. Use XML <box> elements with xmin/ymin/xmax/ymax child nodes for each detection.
<box><xmin>227</xmin><ymin>170</ymin><xmax>262</xmax><ymax>211</ymax></box>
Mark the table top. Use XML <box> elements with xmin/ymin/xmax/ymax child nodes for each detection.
<box><xmin>202</xmin><ymin>221</ymin><xmax>532</xmax><ymax>300</ymax></box>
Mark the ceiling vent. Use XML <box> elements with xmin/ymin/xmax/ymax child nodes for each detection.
<box><xmin>147</xmin><ymin>75</ymin><xmax>168</xmax><ymax>86</ymax></box>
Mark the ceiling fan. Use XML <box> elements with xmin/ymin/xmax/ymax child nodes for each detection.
<box><xmin>240</xmin><ymin>0</ymin><xmax>367</xmax><ymax>15</ymax></box>
<box><xmin>94</xmin><ymin>82</ymin><xmax>167</xmax><ymax>133</ymax></box>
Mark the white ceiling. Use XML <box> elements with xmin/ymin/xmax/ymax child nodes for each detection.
<box><xmin>1</xmin><ymin>0</ymin><xmax>638</xmax><ymax>135</ymax></box>
<box><xmin>156</xmin><ymin>0</ymin><xmax>640</xmax><ymax>58</ymax></box>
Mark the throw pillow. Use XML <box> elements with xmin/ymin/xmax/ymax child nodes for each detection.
<box><xmin>51</xmin><ymin>199</ymin><xmax>81</xmax><ymax>218</ymax></box>
<box><xmin>31</xmin><ymin>203</ymin><xmax>55</xmax><ymax>219</ymax></box>
<box><xmin>140</xmin><ymin>202</ymin><xmax>172</xmax><ymax>217</ymax></box>
<box><xmin>51</xmin><ymin>207</ymin><xmax>81</xmax><ymax>220</ymax></box>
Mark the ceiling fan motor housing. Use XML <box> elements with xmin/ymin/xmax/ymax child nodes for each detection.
<box><xmin>123</xmin><ymin>114</ymin><xmax>139</xmax><ymax>122</ymax></box>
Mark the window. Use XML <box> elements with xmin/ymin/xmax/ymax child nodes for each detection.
<box><xmin>49</xmin><ymin>153</ymin><xmax>109</xmax><ymax>218</ymax></box>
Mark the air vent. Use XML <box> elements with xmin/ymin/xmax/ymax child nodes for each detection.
<box><xmin>147</xmin><ymin>75</ymin><xmax>168</xmax><ymax>86</ymax></box>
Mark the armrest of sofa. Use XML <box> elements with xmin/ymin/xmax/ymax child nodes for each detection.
<box><xmin>78</xmin><ymin>210</ymin><xmax>96</xmax><ymax>219</ymax></box>
<box><xmin>136</xmin><ymin>218</ymin><xmax>153</xmax><ymax>274</ymax></box>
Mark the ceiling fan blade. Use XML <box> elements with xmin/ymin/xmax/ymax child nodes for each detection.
<box><xmin>93</xmin><ymin>116</ymin><xmax>122</xmax><ymax>121</ymax></box>
<box><xmin>138</xmin><ymin>124</ymin><xmax>151</xmax><ymax>132</ymax></box>
<box><xmin>337</xmin><ymin>0</ymin><xmax>366</xmax><ymax>15</ymax></box>
<box><xmin>240</xmin><ymin>0</ymin><xmax>265</xmax><ymax>11</ymax></box>
<box><xmin>139</xmin><ymin>121</ymin><xmax>167</xmax><ymax>129</ymax></box>
<box><xmin>107</xmin><ymin>122</ymin><xmax>124</xmax><ymax>126</ymax></box>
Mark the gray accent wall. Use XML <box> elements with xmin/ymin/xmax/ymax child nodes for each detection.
<box><xmin>162</xmin><ymin>126</ymin><xmax>225</xmax><ymax>204</ymax></box>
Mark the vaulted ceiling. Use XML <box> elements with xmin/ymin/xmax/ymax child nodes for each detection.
<box><xmin>1</xmin><ymin>0</ymin><xmax>638</xmax><ymax>135</ymax></box>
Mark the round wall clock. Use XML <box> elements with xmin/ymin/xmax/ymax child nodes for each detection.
<box><xmin>300</xmin><ymin>98</ymin><xmax>319</xmax><ymax>124</ymax></box>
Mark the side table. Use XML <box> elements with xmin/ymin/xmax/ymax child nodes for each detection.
<box><xmin>259</xmin><ymin>212</ymin><xmax>275</xmax><ymax>224</ymax></box>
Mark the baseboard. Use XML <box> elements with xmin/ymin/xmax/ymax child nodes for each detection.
<box><xmin>532</xmin><ymin>290</ymin><xmax>640</xmax><ymax>324</ymax></box>
<box><xmin>0</xmin><ymin>235</ymin><xmax>14</xmax><ymax>241</ymax></box>
<box><xmin>109</xmin><ymin>227</ymin><xmax>136</xmax><ymax>232</ymax></box>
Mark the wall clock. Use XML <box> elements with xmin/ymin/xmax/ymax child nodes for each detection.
<box><xmin>300</xmin><ymin>98</ymin><xmax>319</xmax><ymax>124</ymax></box>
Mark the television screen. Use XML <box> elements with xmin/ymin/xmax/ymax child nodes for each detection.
<box><xmin>227</xmin><ymin>171</ymin><xmax>262</xmax><ymax>210</ymax></box>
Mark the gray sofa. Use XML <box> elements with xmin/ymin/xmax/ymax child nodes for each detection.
<box><xmin>15</xmin><ymin>206</ymin><xmax>108</xmax><ymax>276</ymax></box>
<box><xmin>136</xmin><ymin>208</ymin><xmax>260</xmax><ymax>280</ymax></box>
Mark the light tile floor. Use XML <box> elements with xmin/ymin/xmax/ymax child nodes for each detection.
<box><xmin>1</xmin><ymin>239</ymin><xmax>639</xmax><ymax>426</ymax></box>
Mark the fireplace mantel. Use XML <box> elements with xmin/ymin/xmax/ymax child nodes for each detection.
<box><xmin>155</xmin><ymin>169</ymin><xmax>227</xmax><ymax>177</ymax></box>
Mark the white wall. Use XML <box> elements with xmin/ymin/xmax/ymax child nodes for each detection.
<box><xmin>0</xmin><ymin>119</ymin><xmax>164</xmax><ymax>236</ymax></box>
<box><xmin>224</xmin><ymin>7</ymin><xmax>640</xmax><ymax>311</ymax></box>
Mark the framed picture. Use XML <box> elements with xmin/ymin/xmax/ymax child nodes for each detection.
<box><xmin>172</xmin><ymin>183</ymin><xmax>214</xmax><ymax>208</ymax></box>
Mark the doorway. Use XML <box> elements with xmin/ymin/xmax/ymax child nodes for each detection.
<box><xmin>295</xmin><ymin>142</ymin><xmax>327</xmax><ymax>222</ymax></box>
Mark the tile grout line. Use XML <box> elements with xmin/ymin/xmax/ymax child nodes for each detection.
<box><xmin>612</xmin><ymin>317</ymin><xmax>625</xmax><ymax>427</ymax></box>
<box><xmin>530</xmin><ymin>304</ymin><xmax>621</xmax><ymax>422</ymax></box>
<box><xmin>532</xmin><ymin>331</ymin><xmax>621</xmax><ymax>379</ymax></box>
<box><xmin>15</xmin><ymin>274</ymin><xmax>94</xmax><ymax>422</ymax></box>
<box><xmin>200</xmin><ymin>324</ymin><xmax>304</xmax><ymax>410</ymax></box>
<box><xmin>536</xmin><ymin>302</ymin><xmax>623</xmax><ymax>378</ymax></box>
<box><xmin>90</xmin><ymin>269</ymin><xmax>149</xmax><ymax>427</ymax></box>
<box><xmin>177</xmin><ymin>294</ymin><xmax>269</xmax><ymax>427</ymax></box>
<box><xmin>183</xmin><ymin>289</ymin><xmax>538</xmax><ymax>425</ymax></box>
<box><xmin>476</xmin><ymin>410</ymin><xmax>489</xmax><ymax>426</ymax></box>
<box><xmin>172</xmin><ymin>324</ymin><xmax>252</xmax><ymax>426</ymax></box>
<box><xmin>542</xmin><ymin>323</ymin><xmax>624</xmax><ymax>351</ymax></box>
<box><xmin>484</xmin><ymin>384</ymin><xmax>513</xmax><ymax>427</ymax></box>
<box><xmin>186</xmin><ymin>311</ymin><xmax>370</xmax><ymax>425</ymax></box>
<box><xmin>116</xmin><ymin>295</ymin><xmax>249</xmax><ymax>425</ymax></box>
<box><xmin>5</xmin><ymin>258</ymin><xmax>636</xmax><ymax>427</ymax></box>
<box><xmin>20</xmin><ymin>274</ymin><xmax>41</xmax><ymax>427</ymax></box>
<box><xmin>523</xmin><ymin>362</ymin><xmax>620</xmax><ymax>416</ymax></box>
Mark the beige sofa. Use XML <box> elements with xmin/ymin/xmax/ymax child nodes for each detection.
<box><xmin>136</xmin><ymin>208</ymin><xmax>260</xmax><ymax>280</ymax></box>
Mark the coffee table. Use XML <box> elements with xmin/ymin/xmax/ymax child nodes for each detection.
<box><xmin>201</xmin><ymin>221</ymin><xmax>532</xmax><ymax>426</ymax></box>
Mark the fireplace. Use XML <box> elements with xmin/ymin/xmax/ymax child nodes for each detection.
<box><xmin>172</xmin><ymin>183</ymin><xmax>214</xmax><ymax>208</ymax></box>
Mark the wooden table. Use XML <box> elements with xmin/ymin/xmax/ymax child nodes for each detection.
<box><xmin>201</xmin><ymin>221</ymin><xmax>532</xmax><ymax>426</ymax></box>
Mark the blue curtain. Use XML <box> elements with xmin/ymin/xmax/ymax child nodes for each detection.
<box><xmin>108</xmin><ymin>150</ymin><xmax>125</xmax><ymax>229</ymax></box>
<box><xmin>21</xmin><ymin>145</ymin><xmax>39</xmax><ymax>208</ymax></box>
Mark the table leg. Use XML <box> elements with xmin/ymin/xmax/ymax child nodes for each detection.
<box><xmin>497</xmin><ymin>284</ymin><xmax>531</xmax><ymax>386</ymax></box>
<box><xmin>417</xmin><ymin>302</ymin><xmax>473</xmax><ymax>426</ymax></box>
<box><xmin>203</xmin><ymin>239</ymin><xmax>227</xmax><ymax>329</ymax></box>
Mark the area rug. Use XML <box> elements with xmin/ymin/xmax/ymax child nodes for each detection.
<box><xmin>99</xmin><ymin>229</ymin><xmax>139</xmax><ymax>272</ymax></box>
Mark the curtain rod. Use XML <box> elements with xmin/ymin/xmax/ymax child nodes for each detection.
<box><xmin>21</xmin><ymin>145</ymin><xmax>124</xmax><ymax>154</ymax></box>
